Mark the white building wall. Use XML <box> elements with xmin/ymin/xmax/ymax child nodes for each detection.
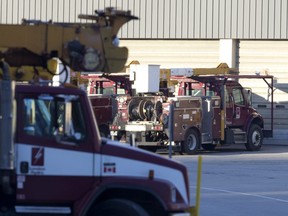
<box><xmin>120</xmin><ymin>40</ymin><xmax>220</xmax><ymax>68</ymax></box>
<box><xmin>239</xmin><ymin>40</ymin><xmax>288</xmax><ymax>143</ymax></box>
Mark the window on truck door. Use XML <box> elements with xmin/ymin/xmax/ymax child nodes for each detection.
<box><xmin>225</xmin><ymin>88</ymin><xmax>232</xmax><ymax>107</ymax></box>
<box><xmin>232</xmin><ymin>88</ymin><xmax>244</xmax><ymax>105</ymax></box>
<box><xmin>23</xmin><ymin>94</ymin><xmax>87</xmax><ymax>144</ymax></box>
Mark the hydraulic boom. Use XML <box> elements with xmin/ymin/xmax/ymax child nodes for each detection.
<box><xmin>0</xmin><ymin>7</ymin><xmax>137</xmax><ymax>77</ymax></box>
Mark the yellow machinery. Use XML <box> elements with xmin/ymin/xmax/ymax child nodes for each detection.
<box><xmin>0</xmin><ymin>7</ymin><xmax>137</xmax><ymax>82</ymax></box>
<box><xmin>0</xmin><ymin>59</ymin><xmax>58</xmax><ymax>82</ymax></box>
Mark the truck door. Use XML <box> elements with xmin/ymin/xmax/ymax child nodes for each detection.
<box><xmin>226</xmin><ymin>87</ymin><xmax>248</xmax><ymax>127</ymax></box>
<box><xmin>15</xmin><ymin>92</ymin><xmax>98</xmax><ymax>211</ymax></box>
<box><xmin>201</xmin><ymin>97</ymin><xmax>213</xmax><ymax>143</ymax></box>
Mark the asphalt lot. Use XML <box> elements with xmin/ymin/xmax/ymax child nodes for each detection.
<box><xmin>171</xmin><ymin>144</ymin><xmax>288</xmax><ymax>216</ymax></box>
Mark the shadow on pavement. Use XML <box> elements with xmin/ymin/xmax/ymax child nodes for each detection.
<box><xmin>157</xmin><ymin>143</ymin><xmax>288</xmax><ymax>156</ymax></box>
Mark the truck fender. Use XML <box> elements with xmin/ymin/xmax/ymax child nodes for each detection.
<box><xmin>245</xmin><ymin>113</ymin><xmax>264</xmax><ymax>133</ymax></box>
<box><xmin>75</xmin><ymin>179</ymin><xmax>185</xmax><ymax>216</ymax></box>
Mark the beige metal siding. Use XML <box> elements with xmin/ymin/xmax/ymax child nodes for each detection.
<box><xmin>120</xmin><ymin>40</ymin><xmax>219</xmax><ymax>68</ymax></box>
<box><xmin>239</xmin><ymin>40</ymin><xmax>288</xmax><ymax>133</ymax></box>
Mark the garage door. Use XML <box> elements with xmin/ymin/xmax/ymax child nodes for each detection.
<box><xmin>239</xmin><ymin>40</ymin><xmax>288</xmax><ymax>142</ymax></box>
<box><xmin>120</xmin><ymin>40</ymin><xmax>219</xmax><ymax>68</ymax></box>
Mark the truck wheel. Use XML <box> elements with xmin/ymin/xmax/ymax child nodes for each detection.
<box><xmin>92</xmin><ymin>199</ymin><xmax>149</xmax><ymax>216</ymax></box>
<box><xmin>181</xmin><ymin>129</ymin><xmax>200</xmax><ymax>155</ymax></box>
<box><xmin>245</xmin><ymin>124</ymin><xmax>263</xmax><ymax>151</ymax></box>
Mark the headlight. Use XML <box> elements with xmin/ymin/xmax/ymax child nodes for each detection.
<box><xmin>119</xmin><ymin>96</ymin><xmax>125</xmax><ymax>103</ymax></box>
<box><xmin>171</xmin><ymin>187</ymin><xmax>177</xmax><ymax>203</ymax></box>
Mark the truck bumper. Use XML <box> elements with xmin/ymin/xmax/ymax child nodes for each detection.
<box><xmin>170</xmin><ymin>212</ymin><xmax>191</xmax><ymax>216</ymax></box>
<box><xmin>169</xmin><ymin>206</ymin><xmax>195</xmax><ymax>216</ymax></box>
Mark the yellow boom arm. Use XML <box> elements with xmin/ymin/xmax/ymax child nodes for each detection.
<box><xmin>0</xmin><ymin>7</ymin><xmax>137</xmax><ymax>81</ymax></box>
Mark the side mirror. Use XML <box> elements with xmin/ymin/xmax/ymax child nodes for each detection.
<box><xmin>244</xmin><ymin>88</ymin><xmax>252</xmax><ymax>107</ymax></box>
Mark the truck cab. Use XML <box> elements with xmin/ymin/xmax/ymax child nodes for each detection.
<box><xmin>0</xmin><ymin>81</ymin><xmax>194</xmax><ymax>216</ymax></box>
<box><xmin>225</xmin><ymin>81</ymin><xmax>255</xmax><ymax>128</ymax></box>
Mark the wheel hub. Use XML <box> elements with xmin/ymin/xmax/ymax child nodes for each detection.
<box><xmin>188</xmin><ymin>134</ymin><xmax>197</xmax><ymax>150</ymax></box>
<box><xmin>252</xmin><ymin>131</ymin><xmax>260</xmax><ymax>146</ymax></box>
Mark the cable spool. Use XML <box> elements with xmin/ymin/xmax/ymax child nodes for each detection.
<box><xmin>128</xmin><ymin>98</ymin><xmax>155</xmax><ymax>121</ymax></box>
<box><xmin>139</xmin><ymin>100</ymin><xmax>154</xmax><ymax>121</ymax></box>
<box><xmin>128</xmin><ymin>98</ymin><xmax>141</xmax><ymax>121</ymax></box>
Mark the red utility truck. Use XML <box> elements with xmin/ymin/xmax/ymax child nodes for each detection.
<box><xmin>168</xmin><ymin>71</ymin><xmax>274</xmax><ymax>154</ymax></box>
<box><xmin>77</xmin><ymin>61</ymin><xmax>173</xmax><ymax>139</ymax></box>
<box><xmin>83</xmin><ymin>73</ymin><xmax>132</xmax><ymax>138</ymax></box>
<box><xmin>110</xmin><ymin>63</ymin><xmax>274</xmax><ymax>154</ymax></box>
<box><xmin>0</xmin><ymin>73</ymin><xmax>194</xmax><ymax>216</ymax></box>
<box><xmin>0</xmin><ymin>8</ymin><xmax>197</xmax><ymax>216</ymax></box>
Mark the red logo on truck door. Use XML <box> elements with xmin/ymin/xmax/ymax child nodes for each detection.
<box><xmin>236</xmin><ymin>107</ymin><xmax>241</xmax><ymax>119</ymax></box>
<box><xmin>31</xmin><ymin>147</ymin><xmax>44</xmax><ymax>166</ymax></box>
<box><xmin>103</xmin><ymin>163</ymin><xmax>116</xmax><ymax>173</ymax></box>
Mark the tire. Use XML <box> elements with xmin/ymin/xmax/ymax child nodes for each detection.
<box><xmin>245</xmin><ymin>124</ymin><xmax>263</xmax><ymax>151</ymax></box>
<box><xmin>181</xmin><ymin>129</ymin><xmax>200</xmax><ymax>155</ymax></box>
<box><xmin>91</xmin><ymin>199</ymin><xmax>149</xmax><ymax>216</ymax></box>
<box><xmin>201</xmin><ymin>144</ymin><xmax>217</xmax><ymax>151</ymax></box>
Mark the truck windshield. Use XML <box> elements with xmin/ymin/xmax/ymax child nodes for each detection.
<box><xmin>99</xmin><ymin>87</ymin><xmax>126</xmax><ymax>95</ymax></box>
<box><xmin>91</xmin><ymin>80</ymin><xmax>127</xmax><ymax>95</ymax></box>
<box><xmin>23</xmin><ymin>94</ymin><xmax>86</xmax><ymax>143</ymax></box>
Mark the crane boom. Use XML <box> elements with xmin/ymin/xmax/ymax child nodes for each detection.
<box><xmin>169</xmin><ymin>63</ymin><xmax>238</xmax><ymax>77</ymax></box>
